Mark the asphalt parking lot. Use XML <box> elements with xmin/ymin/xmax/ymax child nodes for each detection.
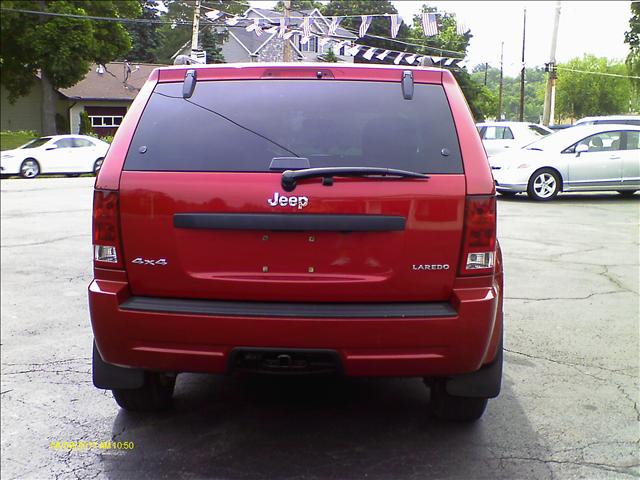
<box><xmin>1</xmin><ymin>177</ymin><xmax>638</xmax><ymax>480</ymax></box>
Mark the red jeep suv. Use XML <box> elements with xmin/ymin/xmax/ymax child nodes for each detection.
<box><xmin>89</xmin><ymin>63</ymin><xmax>503</xmax><ymax>421</ymax></box>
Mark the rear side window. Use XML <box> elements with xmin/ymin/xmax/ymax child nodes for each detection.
<box><xmin>124</xmin><ymin>80</ymin><xmax>463</xmax><ymax>174</ymax></box>
<box><xmin>480</xmin><ymin>126</ymin><xmax>513</xmax><ymax>140</ymax></box>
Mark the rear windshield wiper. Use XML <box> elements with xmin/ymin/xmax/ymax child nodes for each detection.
<box><xmin>281</xmin><ymin>167</ymin><xmax>429</xmax><ymax>192</ymax></box>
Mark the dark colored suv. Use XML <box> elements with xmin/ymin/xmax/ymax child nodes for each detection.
<box><xmin>90</xmin><ymin>63</ymin><xmax>503</xmax><ymax>421</ymax></box>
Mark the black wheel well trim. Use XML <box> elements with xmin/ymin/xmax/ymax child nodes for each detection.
<box><xmin>529</xmin><ymin>166</ymin><xmax>564</xmax><ymax>192</ymax></box>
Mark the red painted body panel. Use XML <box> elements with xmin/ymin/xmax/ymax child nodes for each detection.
<box><xmin>90</xmin><ymin>63</ymin><xmax>502</xmax><ymax>377</ymax></box>
<box><xmin>90</xmin><ymin>273</ymin><xmax>501</xmax><ymax>377</ymax></box>
<box><xmin>118</xmin><ymin>172</ymin><xmax>466</xmax><ymax>302</ymax></box>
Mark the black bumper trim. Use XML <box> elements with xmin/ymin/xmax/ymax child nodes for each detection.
<box><xmin>120</xmin><ymin>296</ymin><xmax>457</xmax><ymax>319</ymax></box>
<box><xmin>173</xmin><ymin>213</ymin><xmax>406</xmax><ymax>232</ymax></box>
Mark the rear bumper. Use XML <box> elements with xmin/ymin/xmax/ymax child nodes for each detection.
<box><xmin>89</xmin><ymin>278</ymin><xmax>503</xmax><ymax>378</ymax></box>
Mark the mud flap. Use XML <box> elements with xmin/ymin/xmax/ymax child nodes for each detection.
<box><xmin>445</xmin><ymin>340</ymin><xmax>503</xmax><ymax>398</ymax></box>
<box><xmin>92</xmin><ymin>341</ymin><xmax>144</xmax><ymax>390</ymax></box>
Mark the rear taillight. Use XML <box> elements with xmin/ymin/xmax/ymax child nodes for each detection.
<box><xmin>459</xmin><ymin>195</ymin><xmax>496</xmax><ymax>276</ymax></box>
<box><xmin>93</xmin><ymin>190</ymin><xmax>123</xmax><ymax>268</ymax></box>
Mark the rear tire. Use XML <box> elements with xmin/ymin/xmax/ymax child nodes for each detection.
<box><xmin>617</xmin><ymin>190</ymin><xmax>637</xmax><ymax>197</ymax></box>
<box><xmin>427</xmin><ymin>381</ymin><xmax>488</xmax><ymax>422</ymax></box>
<box><xmin>93</xmin><ymin>158</ymin><xmax>104</xmax><ymax>174</ymax></box>
<box><xmin>527</xmin><ymin>168</ymin><xmax>560</xmax><ymax>201</ymax></box>
<box><xmin>20</xmin><ymin>159</ymin><xmax>40</xmax><ymax>179</ymax></box>
<box><xmin>112</xmin><ymin>372</ymin><xmax>176</xmax><ymax>412</ymax></box>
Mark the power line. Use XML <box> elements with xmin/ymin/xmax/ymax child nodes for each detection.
<box><xmin>555</xmin><ymin>66</ymin><xmax>640</xmax><ymax>80</ymax></box>
<box><xmin>0</xmin><ymin>7</ymin><xmax>197</xmax><ymax>25</ymax></box>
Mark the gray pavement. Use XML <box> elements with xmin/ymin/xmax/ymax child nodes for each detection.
<box><xmin>1</xmin><ymin>177</ymin><xmax>638</xmax><ymax>480</ymax></box>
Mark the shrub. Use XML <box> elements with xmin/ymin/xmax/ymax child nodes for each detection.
<box><xmin>79</xmin><ymin>111</ymin><xmax>94</xmax><ymax>135</ymax></box>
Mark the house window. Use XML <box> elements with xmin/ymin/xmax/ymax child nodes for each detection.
<box><xmin>299</xmin><ymin>35</ymin><xmax>318</xmax><ymax>53</ymax></box>
<box><xmin>90</xmin><ymin>116</ymin><xmax>123</xmax><ymax>128</ymax></box>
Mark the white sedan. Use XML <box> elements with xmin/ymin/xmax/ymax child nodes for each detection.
<box><xmin>1</xmin><ymin>135</ymin><xmax>109</xmax><ymax>178</ymax></box>
<box><xmin>477</xmin><ymin>121</ymin><xmax>552</xmax><ymax>156</ymax></box>
<box><xmin>490</xmin><ymin>124</ymin><xmax>640</xmax><ymax>201</ymax></box>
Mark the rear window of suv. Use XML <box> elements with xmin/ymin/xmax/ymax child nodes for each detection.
<box><xmin>124</xmin><ymin>80</ymin><xmax>463</xmax><ymax>174</ymax></box>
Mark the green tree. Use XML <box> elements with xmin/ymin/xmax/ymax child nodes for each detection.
<box><xmin>274</xmin><ymin>1</ymin><xmax>323</xmax><ymax>12</ymax></box>
<box><xmin>624</xmin><ymin>1</ymin><xmax>639</xmax><ymax>111</ymax></box>
<box><xmin>1</xmin><ymin>0</ymin><xmax>141</xmax><ymax>135</ymax></box>
<box><xmin>320</xmin><ymin>46</ymin><xmax>339</xmax><ymax>62</ymax></box>
<box><xmin>125</xmin><ymin>0</ymin><xmax>164</xmax><ymax>63</ymax></box>
<box><xmin>199</xmin><ymin>25</ymin><xmax>225</xmax><ymax>63</ymax></box>
<box><xmin>555</xmin><ymin>55</ymin><xmax>631</xmax><ymax>122</ymax></box>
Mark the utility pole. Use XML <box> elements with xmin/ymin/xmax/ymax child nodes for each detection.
<box><xmin>190</xmin><ymin>0</ymin><xmax>201</xmax><ymax>57</ymax></box>
<box><xmin>283</xmin><ymin>0</ymin><xmax>293</xmax><ymax>62</ymax></box>
<box><xmin>518</xmin><ymin>8</ymin><xmax>526</xmax><ymax>122</ymax></box>
<box><xmin>542</xmin><ymin>2</ymin><xmax>561</xmax><ymax>125</ymax></box>
<box><xmin>498</xmin><ymin>42</ymin><xmax>504</xmax><ymax>121</ymax></box>
<box><xmin>484</xmin><ymin>62</ymin><xmax>488</xmax><ymax>86</ymax></box>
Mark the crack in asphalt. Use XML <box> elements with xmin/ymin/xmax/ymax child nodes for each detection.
<box><xmin>506</xmin><ymin>290</ymin><xmax>623</xmax><ymax>301</ymax></box>
<box><xmin>1</xmin><ymin>234</ymin><xmax>90</xmax><ymax>248</ymax></box>
<box><xmin>504</xmin><ymin>348</ymin><xmax>637</xmax><ymax>378</ymax></box>
<box><xmin>494</xmin><ymin>455</ymin><xmax>639</xmax><ymax>478</ymax></box>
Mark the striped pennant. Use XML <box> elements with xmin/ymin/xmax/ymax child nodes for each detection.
<box><xmin>301</xmin><ymin>16</ymin><xmax>312</xmax><ymax>43</ymax></box>
<box><xmin>389</xmin><ymin>14</ymin><xmax>401</xmax><ymax>38</ymax></box>
<box><xmin>225</xmin><ymin>16</ymin><xmax>240</xmax><ymax>26</ymax></box>
<box><xmin>328</xmin><ymin>16</ymin><xmax>342</xmax><ymax>36</ymax></box>
<box><xmin>376</xmin><ymin>50</ymin><xmax>391</xmax><ymax>60</ymax></box>
<box><xmin>346</xmin><ymin>44</ymin><xmax>361</xmax><ymax>56</ymax></box>
<box><xmin>246</xmin><ymin>18</ymin><xmax>263</xmax><ymax>37</ymax></box>
<box><xmin>362</xmin><ymin>47</ymin><xmax>377</xmax><ymax>60</ymax></box>
<box><xmin>405</xmin><ymin>54</ymin><xmax>417</xmax><ymax>64</ymax></box>
<box><xmin>359</xmin><ymin>15</ymin><xmax>372</xmax><ymax>38</ymax></box>
<box><xmin>278</xmin><ymin>17</ymin><xmax>287</xmax><ymax>38</ymax></box>
<box><xmin>421</xmin><ymin>13</ymin><xmax>438</xmax><ymax>37</ymax></box>
<box><xmin>456</xmin><ymin>20</ymin><xmax>469</xmax><ymax>35</ymax></box>
<box><xmin>393</xmin><ymin>52</ymin><xmax>405</xmax><ymax>65</ymax></box>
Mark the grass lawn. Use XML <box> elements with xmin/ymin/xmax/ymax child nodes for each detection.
<box><xmin>1</xmin><ymin>131</ymin><xmax>37</xmax><ymax>151</ymax></box>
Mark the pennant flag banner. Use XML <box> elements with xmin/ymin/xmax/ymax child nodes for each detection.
<box><xmin>376</xmin><ymin>49</ymin><xmax>391</xmax><ymax>60</ymax></box>
<box><xmin>319</xmin><ymin>37</ymin><xmax>331</xmax><ymax>47</ymax></box>
<box><xmin>346</xmin><ymin>44</ymin><xmax>361</xmax><ymax>56</ymax></box>
<box><xmin>359</xmin><ymin>15</ymin><xmax>372</xmax><ymax>38</ymax></box>
<box><xmin>390</xmin><ymin>14</ymin><xmax>401</xmax><ymax>38</ymax></box>
<box><xmin>246</xmin><ymin>18</ymin><xmax>263</xmax><ymax>36</ymax></box>
<box><xmin>456</xmin><ymin>20</ymin><xmax>469</xmax><ymax>35</ymax></box>
<box><xmin>421</xmin><ymin>13</ymin><xmax>438</xmax><ymax>37</ymax></box>
<box><xmin>362</xmin><ymin>47</ymin><xmax>377</xmax><ymax>60</ymax></box>
<box><xmin>205</xmin><ymin>9</ymin><xmax>223</xmax><ymax>21</ymax></box>
<box><xmin>302</xmin><ymin>16</ymin><xmax>312</xmax><ymax>42</ymax></box>
<box><xmin>225</xmin><ymin>16</ymin><xmax>240</xmax><ymax>26</ymax></box>
<box><xmin>405</xmin><ymin>54</ymin><xmax>417</xmax><ymax>65</ymax></box>
<box><xmin>328</xmin><ymin>16</ymin><xmax>342</xmax><ymax>36</ymax></box>
<box><xmin>278</xmin><ymin>17</ymin><xmax>287</xmax><ymax>38</ymax></box>
<box><xmin>393</xmin><ymin>52</ymin><xmax>405</xmax><ymax>65</ymax></box>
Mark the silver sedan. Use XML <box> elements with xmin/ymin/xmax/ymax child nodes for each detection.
<box><xmin>490</xmin><ymin>124</ymin><xmax>640</xmax><ymax>201</ymax></box>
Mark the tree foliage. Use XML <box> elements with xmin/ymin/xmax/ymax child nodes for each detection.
<box><xmin>274</xmin><ymin>0</ymin><xmax>323</xmax><ymax>12</ymax></box>
<box><xmin>0</xmin><ymin>0</ymin><xmax>141</xmax><ymax>134</ymax></box>
<box><xmin>125</xmin><ymin>0</ymin><xmax>164</xmax><ymax>63</ymax></box>
<box><xmin>624</xmin><ymin>1</ymin><xmax>639</xmax><ymax>111</ymax></box>
<box><xmin>555</xmin><ymin>55</ymin><xmax>631</xmax><ymax>121</ymax></box>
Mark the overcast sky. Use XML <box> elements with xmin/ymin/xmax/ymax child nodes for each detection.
<box><xmin>248</xmin><ymin>1</ymin><xmax>632</xmax><ymax>76</ymax></box>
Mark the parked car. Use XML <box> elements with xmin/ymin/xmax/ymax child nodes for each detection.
<box><xmin>90</xmin><ymin>63</ymin><xmax>504</xmax><ymax>422</ymax></box>
<box><xmin>476</xmin><ymin>121</ymin><xmax>552</xmax><ymax>156</ymax></box>
<box><xmin>490</xmin><ymin>124</ymin><xmax>639</xmax><ymax>200</ymax></box>
<box><xmin>0</xmin><ymin>135</ymin><xmax>109</xmax><ymax>178</ymax></box>
<box><xmin>575</xmin><ymin>115</ymin><xmax>640</xmax><ymax>126</ymax></box>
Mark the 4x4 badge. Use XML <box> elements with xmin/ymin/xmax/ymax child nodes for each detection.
<box><xmin>132</xmin><ymin>257</ymin><xmax>167</xmax><ymax>266</ymax></box>
<box><xmin>267</xmin><ymin>192</ymin><xmax>309</xmax><ymax>210</ymax></box>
